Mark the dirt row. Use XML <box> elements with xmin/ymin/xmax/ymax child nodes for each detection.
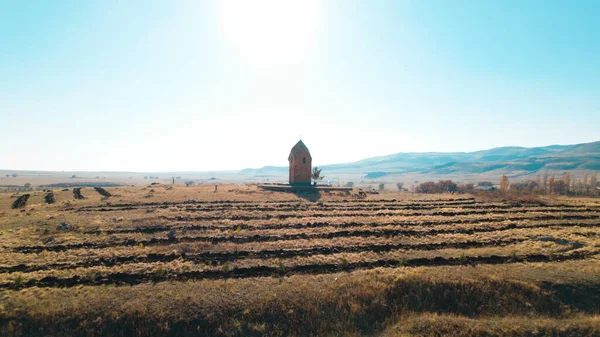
<box><xmin>86</xmin><ymin>212</ymin><xmax>600</xmax><ymax>235</ymax></box>
<box><xmin>2</xmin><ymin>251</ymin><xmax>593</xmax><ymax>290</ymax></box>
<box><xmin>77</xmin><ymin>197</ymin><xmax>479</xmax><ymax>210</ymax></box>
<box><xmin>150</xmin><ymin>200</ymin><xmax>487</xmax><ymax>210</ymax></box>
<box><xmin>12</xmin><ymin>220</ymin><xmax>599</xmax><ymax>253</ymax></box>
<box><xmin>83</xmin><ymin>201</ymin><xmax>599</xmax><ymax>214</ymax></box>
<box><xmin>76</xmin><ymin>198</ymin><xmax>600</xmax><ymax>214</ymax></box>
<box><xmin>159</xmin><ymin>207</ymin><xmax>600</xmax><ymax>222</ymax></box>
<box><xmin>172</xmin><ymin>203</ymin><xmax>514</xmax><ymax>213</ymax></box>
<box><xmin>0</xmin><ymin>237</ymin><xmax>526</xmax><ymax>274</ymax></box>
<box><xmin>81</xmin><ymin>204</ymin><xmax>491</xmax><ymax>213</ymax></box>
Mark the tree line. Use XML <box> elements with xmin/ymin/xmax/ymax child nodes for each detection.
<box><xmin>412</xmin><ymin>171</ymin><xmax>599</xmax><ymax>197</ymax></box>
<box><xmin>500</xmin><ymin>171</ymin><xmax>598</xmax><ymax>196</ymax></box>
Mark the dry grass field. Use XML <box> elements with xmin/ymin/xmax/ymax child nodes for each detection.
<box><xmin>1</xmin><ymin>184</ymin><xmax>599</xmax><ymax>336</ymax></box>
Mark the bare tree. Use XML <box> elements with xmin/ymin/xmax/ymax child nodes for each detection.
<box><xmin>562</xmin><ymin>172</ymin><xmax>571</xmax><ymax>195</ymax></box>
<box><xmin>553</xmin><ymin>180</ymin><xmax>568</xmax><ymax>195</ymax></box>
<box><xmin>548</xmin><ymin>174</ymin><xmax>556</xmax><ymax>195</ymax></box>
<box><xmin>543</xmin><ymin>170</ymin><xmax>548</xmax><ymax>195</ymax></box>
<box><xmin>311</xmin><ymin>167</ymin><xmax>324</xmax><ymax>186</ymax></box>
<box><xmin>499</xmin><ymin>174</ymin><xmax>510</xmax><ymax>192</ymax></box>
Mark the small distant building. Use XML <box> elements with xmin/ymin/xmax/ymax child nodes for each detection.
<box><xmin>288</xmin><ymin>140</ymin><xmax>312</xmax><ymax>185</ymax></box>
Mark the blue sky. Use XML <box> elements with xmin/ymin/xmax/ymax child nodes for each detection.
<box><xmin>1</xmin><ymin>0</ymin><xmax>599</xmax><ymax>171</ymax></box>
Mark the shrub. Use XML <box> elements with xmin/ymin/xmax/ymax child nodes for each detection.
<box><xmin>510</xmin><ymin>180</ymin><xmax>539</xmax><ymax>194</ymax></box>
<box><xmin>277</xmin><ymin>259</ymin><xmax>286</xmax><ymax>274</ymax></box>
<box><xmin>457</xmin><ymin>183</ymin><xmax>474</xmax><ymax>194</ymax></box>
<box><xmin>340</xmin><ymin>257</ymin><xmax>350</xmax><ymax>270</ymax></box>
<box><xmin>13</xmin><ymin>275</ymin><xmax>24</xmax><ymax>288</ymax></box>
<box><xmin>415</xmin><ymin>180</ymin><xmax>458</xmax><ymax>193</ymax></box>
<box><xmin>85</xmin><ymin>271</ymin><xmax>97</xmax><ymax>281</ymax></box>
<box><xmin>155</xmin><ymin>267</ymin><xmax>167</xmax><ymax>278</ymax></box>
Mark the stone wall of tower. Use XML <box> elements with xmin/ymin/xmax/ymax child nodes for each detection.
<box><xmin>289</xmin><ymin>149</ymin><xmax>312</xmax><ymax>184</ymax></box>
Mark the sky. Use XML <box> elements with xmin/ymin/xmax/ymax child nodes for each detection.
<box><xmin>1</xmin><ymin>0</ymin><xmax>599</xmax><ymax>172</ymax></box>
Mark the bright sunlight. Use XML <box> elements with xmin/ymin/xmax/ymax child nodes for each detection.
<box><xmin>217</xmin><ymin>0</ymin><xmax>322</xmax><ymax>68</ymax></box>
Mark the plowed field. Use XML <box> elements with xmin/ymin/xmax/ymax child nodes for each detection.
<box><xmin>1</xmin><ymin>185</ymin><xmax>599</xmax><ymax>336</ymax></box>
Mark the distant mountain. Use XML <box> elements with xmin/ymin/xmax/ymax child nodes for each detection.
<box><xmin>559</xmin><ymin>141</ymin><xmax>600</xmax><ymax>155</ymax></box>
<box><xmin>240</xmin><ymin>141</ymin><xmax>600</xmax><ymax>183</ymax></box>
<box><xmin>239</xmin><ymin>166</ymin><xmax>287</xmax><ymax>176</ymax></box>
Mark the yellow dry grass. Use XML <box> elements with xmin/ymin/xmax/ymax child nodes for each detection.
<box><xmin>0</xmin><ymin>184</ymin><xmax>599</xmax><ymax>336</ymax></box>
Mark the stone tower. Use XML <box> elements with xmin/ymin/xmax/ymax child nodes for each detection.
<box><xmin>288</xmin><ymin>140</ymin><xmax>312</xmax><ymax>185</ymax></box>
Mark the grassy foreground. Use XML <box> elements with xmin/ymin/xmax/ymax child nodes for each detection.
<box><xmin>2</xmin><ymin>260</ymin><xmax>600</xmax><ymax>336</ymax></box>
<box><xmin>382</xmin><ymin>314</ymin><xmax>600</xmax><ymax>337</ymax></box>
<box><xmin>0</xmin><ymin>185</ymin><xmax>599</xmax><ymax>336</ymax></box>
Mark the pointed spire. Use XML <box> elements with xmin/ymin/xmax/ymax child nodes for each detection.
<box><xmin>290</xmin><ymin>139</ymin><xmax>311</xmax><ymax>158</ymax></box>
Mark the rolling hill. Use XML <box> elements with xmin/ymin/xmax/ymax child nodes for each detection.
<box><xmin>241</xmin><ymin>141</ymin><xmax>600</xmax><ymax>183</ymax></box>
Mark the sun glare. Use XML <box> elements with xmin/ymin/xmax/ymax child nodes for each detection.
<box><xmin>217</xmin><ymin>0</ymin><xmax>322</xmax><ymax>68</ymax></box>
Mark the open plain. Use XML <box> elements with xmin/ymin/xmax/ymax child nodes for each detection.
<box><xmin>1</xmin><ymin>184</ymin><xmax>599</xmax><ymax>336</ymax></box>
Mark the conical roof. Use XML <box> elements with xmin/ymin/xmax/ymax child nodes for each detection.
<box><xmin>289</xmin><ymin>140</ymin><xmax>311</xmax><ymax>158</ymax></box>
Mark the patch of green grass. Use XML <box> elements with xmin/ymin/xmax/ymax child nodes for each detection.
<box><xmin>340</xmin><ymin>257</ymin><xmax>350</xmax><ymax>270</ymax></box>
<box><xmin>155</xmin><ymin>267</ymin><xmax>167</xmax><ymax>278</ymax></box>
<box><xmin>12</xmin><ymin>275</ymin><xmax>24</xmax><ymax>288</ymax></box>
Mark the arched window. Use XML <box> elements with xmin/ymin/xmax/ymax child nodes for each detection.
<box><xmin>303</xmin><ymin>157</ymin><xmax>306</xmax><ymax>164</ymax></box>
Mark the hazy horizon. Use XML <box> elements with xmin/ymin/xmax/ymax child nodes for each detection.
<box><xmin>2</xmin><ymin>1</ymin><xmax>599</xmax><ymax>171</ymax></box>
<box><xmin>1</xmin><ymin>139</ymin><xmax>597</xmax><ymax>173</ymax></box>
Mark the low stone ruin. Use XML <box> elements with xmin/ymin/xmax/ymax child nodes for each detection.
<box><xmin>44</xmin><ymin>192</ymin><xmax>56</xmax><ymax>204</ymax></box>
<box><xmin>94</xmin><ymin>187</ymin><xmax>112</xmax><ymax>197</ymax></box>
<box><xmin>11</xmin><ymin>194</ymin><xmax>30</xmax><ymax>209</ymax></box>
<box><xmin>73</xmin><ymin>187</ymin><xmax>85</xmax><ymax>200</ymax></box>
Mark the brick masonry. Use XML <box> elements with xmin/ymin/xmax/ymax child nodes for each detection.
<box><xmin>288</xmin><ymin>140</ymin><xmax>312</xmax><ymax>185</ymax></box>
